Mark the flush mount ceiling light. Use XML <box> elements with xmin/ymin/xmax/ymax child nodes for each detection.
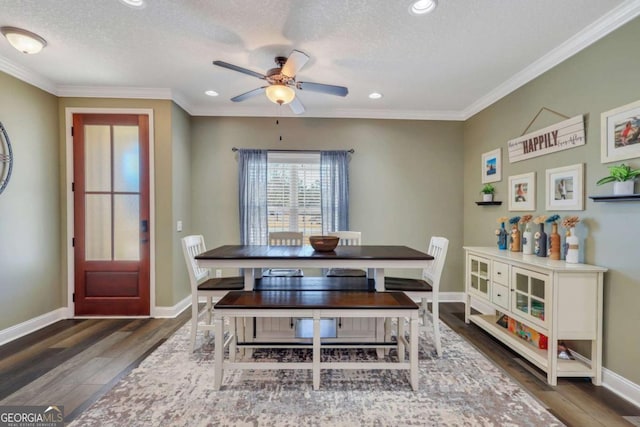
<box><xmin>0</xmin><ymin>26</ymin><xmax>47</xmax><ymax>54</ymax></box>
<box><xmin>369</xmin><ymin>92</ymin><xmax>383</xmax><ymax>99</ymax></box>
<box><xmin>204</xmin><ymin>90</ymin><xmax>219</xmax><ymax>97</ymax></box>
<box><xmin>265</xmin><ymin>84</ymin><xmax>296</xmax><ymax>105</ymax></box>
<box><xmin>409</xmin><ymin>0</ymin><xmax>438</xmax><ymax>15</ymax></box>
<box><xmin>118</xmin><ymin>0</ymin><xmax>146</xmax><ymax>9</ymax></box>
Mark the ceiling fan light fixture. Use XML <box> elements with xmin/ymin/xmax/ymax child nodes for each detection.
<box><xmin>1</xmin><ymin>26</ymin><xmax>47</xmax><ymax>54</ymax></box>
<box><xmin>369</xmin><ymin>92</ymin><xmax>383</xmax><ymax>99</ymax></box>
<box><xmin>119</xmin><ymin>0</ymin><xmax>146</xmax><ymax>9</ymax></box>
<box><xmin>204</xmin><ymin>90</ymin><xmax>219</xmax><ymax>97</ymax></box>
<box><xmin>265</xmin><ymin>84</ymin><xmax>295</xmax><ymax>105</ymax></box>
<box><xmin>409</xmin><ymin>0</ymin><xmax>438</xmax><ymax>15</ymax></box>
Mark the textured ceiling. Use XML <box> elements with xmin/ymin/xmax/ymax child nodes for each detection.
<box><xmin>0</xmin><ymin>0</ymin><xmax>638</xmax><ymax>119</ymax></box>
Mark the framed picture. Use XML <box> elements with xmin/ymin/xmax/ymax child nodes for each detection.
<box><xmin>545</xmin><ymin>163</ymin><xmax>584</xmax><ymax>211</ymax></box>
<box><xmin>481</xmin><ymin>148</ymin><xmax>501</xmax><ymax>183</ymax></box>
<box><xmin>508</xmin><ymin>172</ymin><xmax>535</xmax><ymax>211</ymax></box>
<box><xmin>601</xmin><ymin>99</ymin><xmax>640</xmax><ymax>163</ymax></box>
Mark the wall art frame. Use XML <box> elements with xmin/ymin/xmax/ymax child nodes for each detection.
<box><xmin>508</xmin><ymin>172</ymin><xmax>536</xmax><ymax>211</ymax></box>
<box><xmin>545</xmin><ymin>163</ymin><xmax>584</xmax><ymax>211</ymax></box>
<box><xmin>481</xmin><ymin>148</ymin><xmax>501</xmax><ymax>183</ymax></box>
<box><xmin>601</xmin><ymin>99</ymin><xmax>640</xmax><ymax>163</ymax></box>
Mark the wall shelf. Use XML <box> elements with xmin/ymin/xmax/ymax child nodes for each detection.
<box><xmin>475</xmin><ymin>201</ymin><xmax>502</xmax><ymax>206</ymax></box>
<box><xmin>589</xmin><ymin>194</ymin><xmax>640</xmax><ymax>202</ymax></box>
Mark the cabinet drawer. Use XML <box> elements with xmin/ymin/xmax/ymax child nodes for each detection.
<box><xmin>492</xmin><ymin>261</ymin><xmax>509</xmax><ymax>284</ymax></box>
<box><xmin>491</xmin><ymin>283</ymin><xmax>509</xmax><ymax>310</ymax></box>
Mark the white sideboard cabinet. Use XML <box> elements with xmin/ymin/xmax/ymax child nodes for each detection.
<box><xmin>464</xmin><ymin>247</ymin><xmax>607</xmax><ymax>386</ymax></box>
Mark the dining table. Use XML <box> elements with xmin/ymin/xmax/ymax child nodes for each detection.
<box><xmin>195</xmin><ymin>244</ymin><xmax>433</xmax><ymax>292</ymax></box>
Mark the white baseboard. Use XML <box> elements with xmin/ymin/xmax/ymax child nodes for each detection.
<box><xmin>0</xmin><ymin>308</ymin><xmax>68</xmax><ymax>346</ymax></box>
<box><xmin>153</xmin><ymin>295</ymin><xmax>192</xmax><ymax>318</ymax></box>
<box><xmin>602</xmin><ymin>367</ymin><xmax>640</xmax><ymax>409</ymax></box>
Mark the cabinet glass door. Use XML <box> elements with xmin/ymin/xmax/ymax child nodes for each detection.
<box><xmin>469</xmin><ymin>256</ymin><xmax>490</xmax><ymax>298</ymax></box>
<box><xmin>512</xmin><ymin>267</ymin><xmax>547</xmax><ymax>328</ymax></box>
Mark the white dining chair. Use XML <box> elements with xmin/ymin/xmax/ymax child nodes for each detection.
<box><xmin>264</xmin><ymin>231</ymin><xmax>304</xmax><ymax>277</ymax></box>
<box><xmin>384</xmin><ymin>236</ymin><xmax>449</xmax><ymax>357</ymax></box>
<box><xmin>181</xmin><ymin>234</ymin><xmax>244</xmax><ymax>351</ymax></box>
<box><xmin>326</xmin><ymin>231</ymin><xmax>367</xmax><ymax>277</ymax></box>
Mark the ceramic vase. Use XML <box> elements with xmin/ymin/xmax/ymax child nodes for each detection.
<box><xmin>483</xmin><ymin>193</ymin><xmax>494</xmax><ymax>202</ymax></box>
<box><xmin>522</xmin><ymin>224</ymin><xmax>533</xmax><ymax>255</ymax></box>
<box><xmin>549</xmin><ymin>223</ymin><xmax>561</xmax><ymax>260</ymax></box>
<box><xmin>565</xmin><ymin>227</ymin><xmax>579</xmax><ymax>263</ymax></box>
<box><xmin>534</xmin><ymin>223</ymin><xmax>547</xmax><ymax>257</ymax></box>
<box><xmin>497</xmin><ymin>222</ymin><xmax>508</xmax><ymax>250</ymax></box>
<box><xmin>510</xmin><ymin>225</ymin><xmax>521</xmax><ymax>251</ymax></box>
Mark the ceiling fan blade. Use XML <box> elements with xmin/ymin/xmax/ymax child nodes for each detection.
<box><xmin>281</xmin><ymin>50</ymin><xmax>310</xmax><ymax>78</ymax></box>
<box><xmin>288</xmin><ymin>96</ymin><xmax>305</xmax><ymax>115</ymax></box>
<box><xmin>231</xmin><ymin>87</ymin><xmax>267</xmax><ymax>102</ymax></box>
<box><xmin>213</xmin><ymin>60</ymin><xmax>266</xmax><ymax>80</ymax></box>
<box><xmin>297</xmin><ymin>81</ymin><xmax>348</xmax><ymax>97</ymax></box>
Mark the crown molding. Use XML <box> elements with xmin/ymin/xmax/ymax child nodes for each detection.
<box><xmin>187</xmin><ymin>105</ymin><xmax>466</xmax><ymax>121</ymax></box>
<box><xmin>56</xmin><ymin>85</ymin><xmax>173</xmax><ymax>99</ymax></box>
<box><xmin>0</xmin><ymin>56</ymin><xmax>57</xmax><ymax>95</ymax></box>
<box><xmin>462</xmin><ymin>0</ymin><xmax>640</xmax><ymax>120</ymax></box>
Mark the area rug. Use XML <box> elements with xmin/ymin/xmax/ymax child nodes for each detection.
<box><xmin>70</xmin><ymin>317</ymin><xmax>563</xmax><ymax>426</ymax></box>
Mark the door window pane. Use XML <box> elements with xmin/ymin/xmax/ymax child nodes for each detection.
<box><xmin>85</xmin><ymin>194</ymin><xmax>112</xmax><ymax>260</ymax></box>
<box><xmin>114</xmin><ymin>194</ymin><xmax>140</xmax><ymax>260</ymax></box>
<box><xmin>113</xmin><ymin>126</ymin><xmax>140</xmax><ymax>193</ymax></box>
<box><xmin>84</xmin><ymin>125</ymin><xmax>111</xmax><ymax>192</ymax></box>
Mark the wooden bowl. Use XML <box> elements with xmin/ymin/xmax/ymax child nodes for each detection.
<box><xmin>309</xmin><ymin>235</ymin><xmax>340</xmax><ymax>251</ymax></box>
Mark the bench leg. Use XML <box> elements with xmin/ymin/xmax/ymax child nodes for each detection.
<box><xmin>376</xmin><ymin>318</ymin><xmax>385</xmax><ymax>359</ymax></box>
<box><xmin>410</xmin><ymin>316</ymin><xmax>419</xmax><ymax>391</ymax></box>
<box><xmin>313</xmin><ymin>314</ymin><xmax>321</xmax><ymax>390</ymax></box>
<box><xmin>214</xmin><ymin>314</ymin><xmax>225</xmax><ymax>390</ymax></box>
<box><xmin>397</xmin><ymin>317</ymin><xmax>405</xmax><ymax>362</ymax></box>
<box><xmin>229</xmin><ymin>316</ymin><xmax>237</xmax><ymax>363</ymax></box>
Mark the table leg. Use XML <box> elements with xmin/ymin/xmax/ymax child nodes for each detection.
<box><xmin>374</xmin><ymin>268</ymin><xmax>385</xmax><ymax>292</ymax></box>
<box><xmin>410</xmin><ymin>315</ymin><xmax>419</xmax><ymax>391</ymax></box>
<box><xmin>313</xmin><ymin>313</ymin><xmax>321</xmax><ymax>390</ymax></box>
<box><xmin>243</xmin><ymin>268</ymin><xmax>254</xmax><ymax>291</ymax></box>
<box><xmin>376</xmin><ymin>317</ymin><xmax>385</xmax><ymax>359</ymax></box>
<box><xmin>214</xmin><ymin>313</ymin><xmax>224</xmax><ymax>390</ymax></box>
<box><xmin>397</xmin><ymin>317</ymin><xmax>405</xmax><ymax>362</ymax></box>
<box><xmin>229</xmin><ymin>316</ymin><xmax>237</xmax><ymax>363</ymax></box>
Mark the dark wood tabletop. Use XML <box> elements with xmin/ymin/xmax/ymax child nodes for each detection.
<box><xmin>196</xmin><ymin>245</ymin><xmax>433</xmax><ymax>261</ymax></box>
<box><xmin>215</xmin><ymin>290</ymin><xmax>419</xmax><ymax>310</ymax></box>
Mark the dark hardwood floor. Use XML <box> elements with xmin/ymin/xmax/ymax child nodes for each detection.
<box><xmin>0</xmin><ymin>303</ymin><xmax>638</xmax><ymax>426</ymax></box>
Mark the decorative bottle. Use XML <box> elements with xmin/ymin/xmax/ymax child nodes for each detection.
<box><xmin>565</xmin><ymin>227</ymin><xmax>579</xmax><ymax>263</ymax></box>
<box><xmin>549</xmin><ymin>223</ymin><xmax>561</xmax><ymax>260</ymax></box>
<box><xmin>534</xmin><ymin>223</ymin><xmax>547</xmax><ymax>257</ymax></box>
<box><xmin>497</xmin><ymin>222</ymin><xmax>508</xmax><ymax>250</ymax></box>
<box><xmin>522</xmin><ymin>223</ymin><xmax>533</xmax><ymax>255</ymax></box>
<box><xmin>510</xmin><ymin>225</ymin><xmax>521</xmax><ymax>252</ymax></box>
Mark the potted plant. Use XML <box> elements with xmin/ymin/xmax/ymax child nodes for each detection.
<box><xmin>481</xmin><ymin>183</ymin><xmax>495</xmax><ymax>201</ymax></box>
<box><xmin>596</xmin><ymin>163</ymin><xmax>640</xmax><ymax>195</ymax></box>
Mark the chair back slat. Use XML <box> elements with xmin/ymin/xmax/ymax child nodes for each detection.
<box><xmin>269</xmin><ymin>231</ymin><xmax>303</xmax><ymax>246</ymax></box>
<box><xmin>422</xmin><ymin>236</ymin><xmax>449</xmax><ymax>288</ymax></box>
<box><xmin>181</xmin><ymin>235</ymin><xmax>210</xmax><ymax>290</ymax></box>
<box><xmin>328</xmin><ymin>231</ymin><xmax>362</xmax><ymax>246</ymax></box>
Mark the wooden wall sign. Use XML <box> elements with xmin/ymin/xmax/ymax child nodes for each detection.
<box><xmin>507</xmin><ymin>115</ymin><xmax>585</xmax><ymax>163</ymax></box>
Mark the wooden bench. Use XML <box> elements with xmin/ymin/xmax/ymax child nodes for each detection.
<box><xmin>213</xmin><ymin>290</ymin><xmax>420</xmax><ymax>391</ymax></box>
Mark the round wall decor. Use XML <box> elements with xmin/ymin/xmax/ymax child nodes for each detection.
<box><xmin>0</xmin><ymin>121</ymin><xmax>13</xmax><ymax>195</ymax></box>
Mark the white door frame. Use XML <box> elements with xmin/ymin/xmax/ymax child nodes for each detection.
<box><xmin>65</xmin><ymin>107</ymin><xmax>156</xmax><ymax>317</ymax></box>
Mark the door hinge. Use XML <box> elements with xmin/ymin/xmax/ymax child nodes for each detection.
<box><xmin>71</xmin><ymin>126</ymin><xmax>74</xmax><ymax>137</ymax></box>
<box><xmin>72</xmin><ymin>293</ymin><xmax>75</xmax><ymax>302</ymax></box>
<box><xmin>72</xmin><ymin>237</ymin><xmax>75</xmax><ymax>247</ymax></box>
<box><xmin>71</xmin><ymin>182</ymin><xmax>75</xmax><ymax>192</ymax></box>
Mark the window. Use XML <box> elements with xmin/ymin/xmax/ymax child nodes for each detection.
<box><xmin>267</xmin><ymin>152</ymin><xmax>321</xmax><ymax>240</ymax></box>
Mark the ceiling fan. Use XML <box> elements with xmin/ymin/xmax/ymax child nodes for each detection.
<box><xmin>213</xmin><ymin>50</ymin><xmax>348</xmax><ymax>115</ymax></box>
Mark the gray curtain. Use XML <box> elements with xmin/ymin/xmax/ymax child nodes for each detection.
<box><xmin>238</xmin><ymin>149</ymin><xmax>268</xmax><ymax>245</ymax></box>
<box><xmin>320</xmin><ymin>150</ymin><xmax>349</xmax><ymax>234</ymax></box>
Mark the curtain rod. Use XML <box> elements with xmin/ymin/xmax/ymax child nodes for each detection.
<box><xmin>232</xmin><ymin>147</ymin><xmax>354</xmax><ymax>154</ymax></box>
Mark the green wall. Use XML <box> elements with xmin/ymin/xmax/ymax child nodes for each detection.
<box><xmin>0</xmin><ymin>72</ymin><xmax>60</xmax><ymax>330</ymax></box>
<box><xmin>189</xmin><ymin>116</ymin><xmax>465</xmax><ymax>291</ymax></box>
<box><xmin>463</xmin><ymin>17</ymin><xmax>640</xmax><ymax>383</ymax></box>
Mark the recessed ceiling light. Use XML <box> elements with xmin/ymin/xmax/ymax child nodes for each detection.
<box><xmin>205</xmin><ymin>90</ymin><xmax>219</xmax><ymax>97</ymax></box>
<box><xmin>119</xmin><ymin>0</ymin><xmax>146</xmax><ymax>9</ymax></box>
<box><xmin>369</xmin><ymin>92</ymin><xmax>383</xmax><ymax>100</ymax></box>
<box><xmin>0</xmin><ymin>26</ymin><xmax>47</xmax><ymax>54</ymax></box>
<box><xmin>409</xmin><ymin>0</ymin><xmax>438</xmax><ymax>15</ymax></box>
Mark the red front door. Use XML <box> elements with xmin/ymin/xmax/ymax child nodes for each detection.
<box><xmin>73</xmin><ymin>114</ymin><xmax>150</xmax><ymax>315</ymax></box>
